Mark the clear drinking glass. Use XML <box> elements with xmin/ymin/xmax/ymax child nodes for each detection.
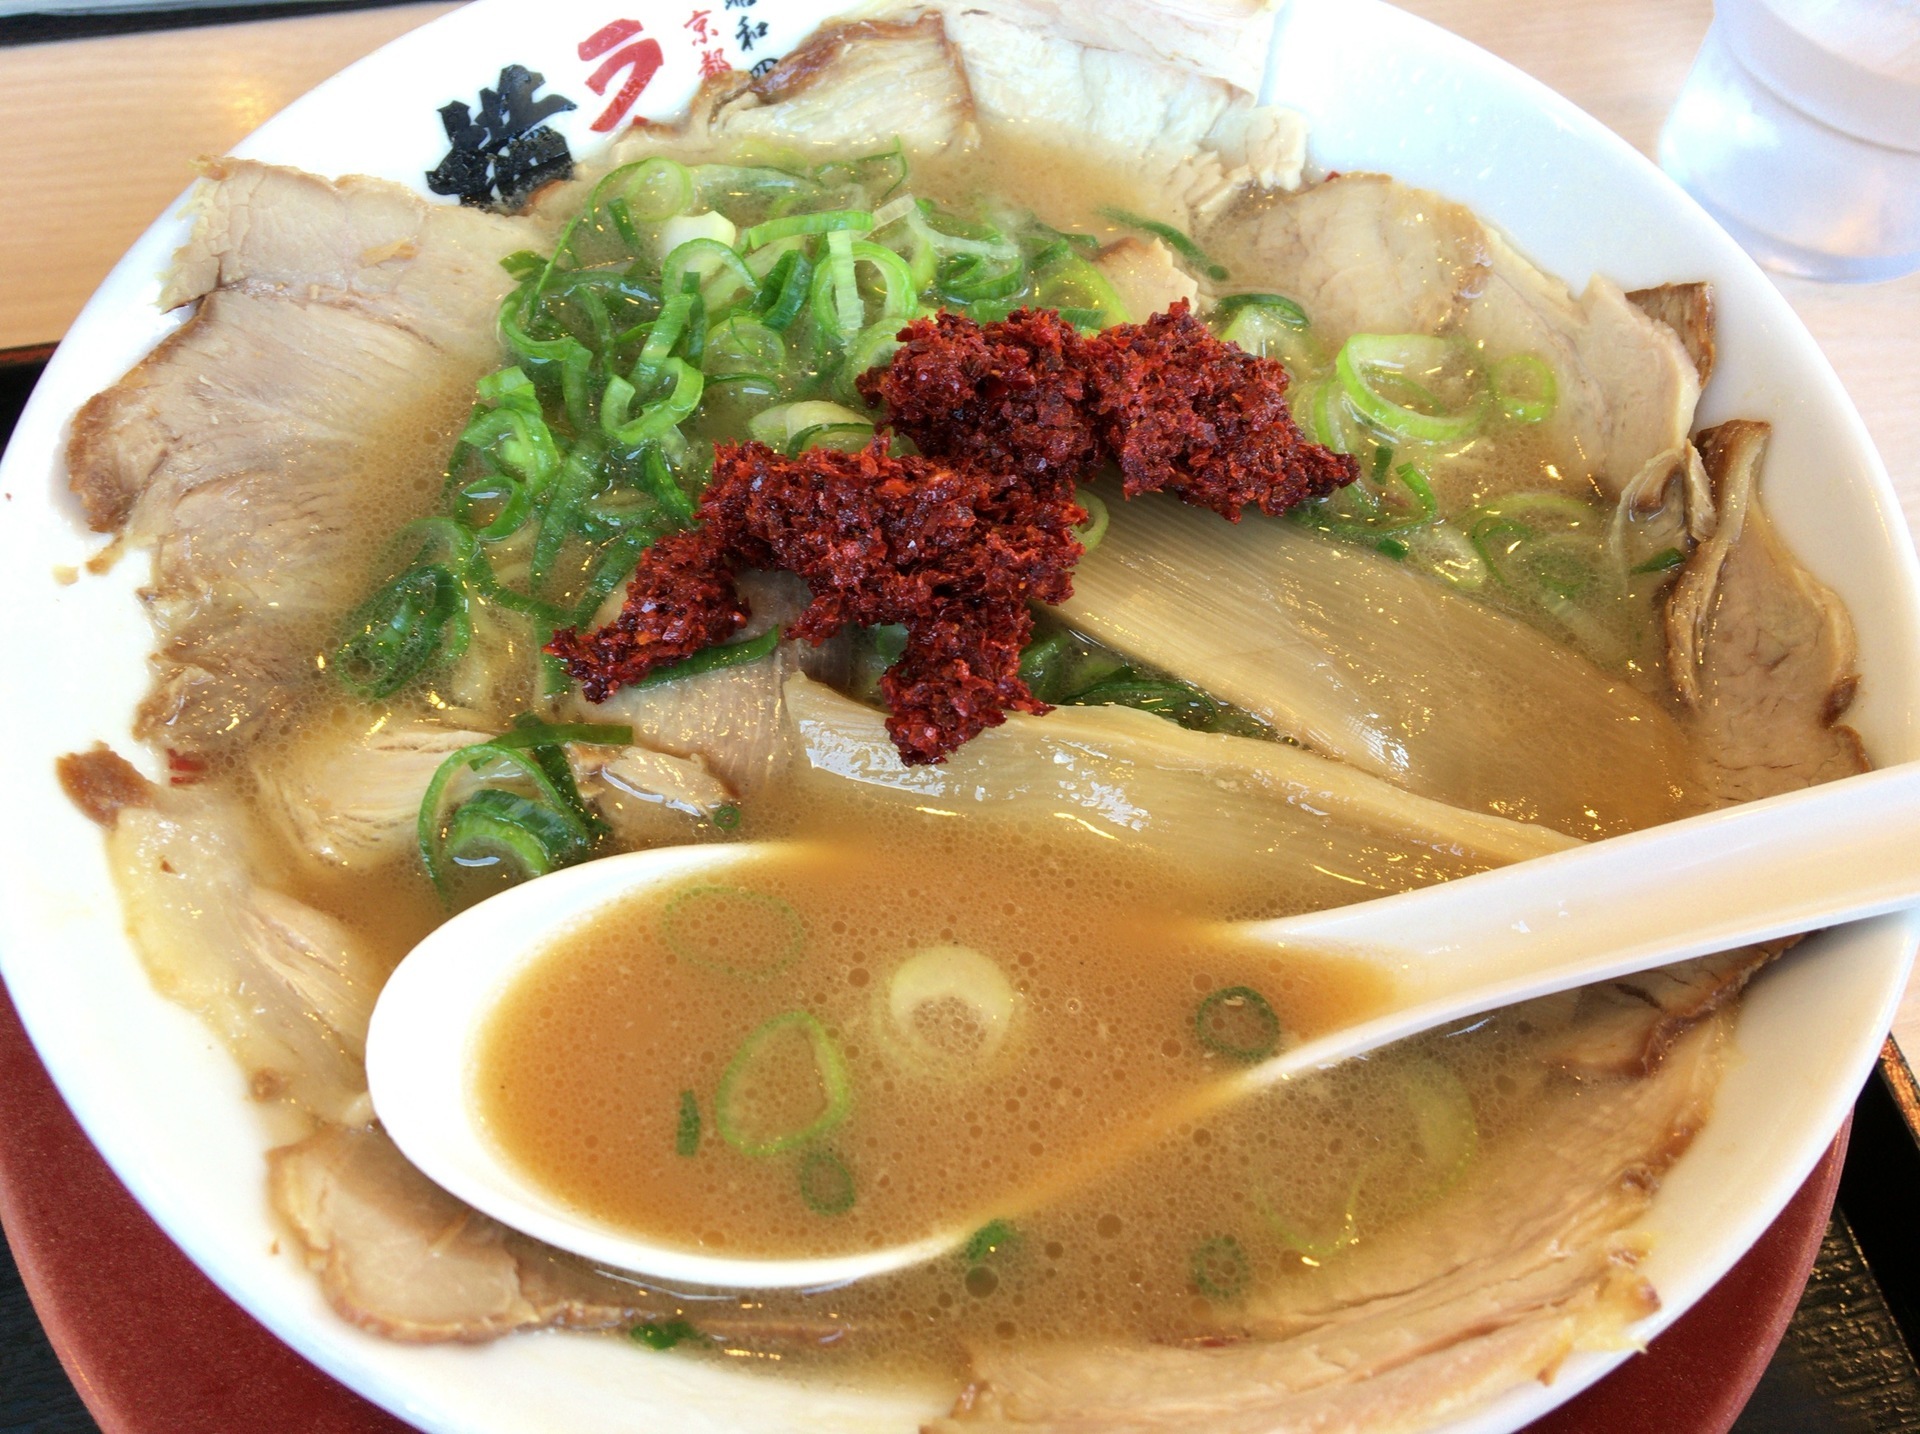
<box><xmin>1659</xmin><ymin>0</ymin><xmax>1920</xmax><ymax>282</ymax></box>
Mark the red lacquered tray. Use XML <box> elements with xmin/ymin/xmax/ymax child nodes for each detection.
<box><xmin>0</xmin><ymin>981</ymin><xmax>1842</xmax><ymax>1434</ymax></box>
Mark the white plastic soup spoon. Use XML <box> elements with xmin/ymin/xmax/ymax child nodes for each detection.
<box><xmin>367</xmin><ymin>761</ymin><xmax>1920</xmax><ymax>1291</ymax></box>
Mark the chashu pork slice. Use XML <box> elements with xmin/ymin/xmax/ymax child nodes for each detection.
<box><xmin>1205</xmin><ymin>174</ymin><xmax>1701</xmax><ymax>501</ymax></box>
<box><xmin>270</xmin><ymin>1125</ymin><xmax>664</xmax><ymax>1342</ymax></box>
<box><xmin>619</xmin><ymin>3</ymin><xmax>1302</xmax><ymax>240</ymax></box>
<box><xmin>58</xmin><ymin>748</ymin><xmax>386</xmax><ymax>1126</ymax></box>
<box><xmin>621</xmin><ymin>13</ymin><xmax>979</xmax><ymax>162</ymax></box>
<box><xmin>1666</xmin><ymin>420</ymin><xmax>1867</xmax><ymax>801</ymax></box>
<box><xmin>934</xmin><ymin>0</ymin><xmax>1304</xmax><ymax>224</ymax></box>
<box><xmin>67</xmin><ymin>160</ymin><xmax>541</xmax><ymax>757</ymax></box>
<box><xmin>936</xmin><ymin>1011</ymin><xmax>1725</xmax><ymax>1433</ymax></box>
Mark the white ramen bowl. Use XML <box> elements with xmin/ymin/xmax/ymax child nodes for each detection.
<box><xmin>0</xmin><ymin>1</ymin><xmax>1916</xmax><ymax>1431</ymax></box>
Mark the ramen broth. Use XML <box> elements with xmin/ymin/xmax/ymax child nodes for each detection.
<box><xmin>476</xmin><ymin>794</ymin><xmax>1392</xmax><ymax>1257</ymax></box>
<box><xmin>469</xmin><ymin>772</ymin><xmax>1589</xmax><ymax>1372</ymax></box>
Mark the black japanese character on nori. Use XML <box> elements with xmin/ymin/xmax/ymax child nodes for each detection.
<box><xmin>427</xmin><ymin>64</ymin><xmax>577</xmax><ymax>211</ymax></box>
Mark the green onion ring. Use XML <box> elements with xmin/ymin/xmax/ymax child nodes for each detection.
<box><xmin>714</xmin><ymin>1011</ymin><xmax>852</xmax><ymax>1158</ymax></box>
<box><xmin>1335</xmin><ymin>333</ymin><xmax>1486</xmax><ymax>444</ymax></box>
<box><xmin>1194</xmin><ymin>986</ymin><xmax>1282</xmax><ymax>1062</ymax></box>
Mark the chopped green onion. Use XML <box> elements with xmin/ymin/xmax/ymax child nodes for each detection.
<box><xmin>617</xmin><ymin>158</ymin><xmax>695</xmax><ymax>222</ymax></box>
<box><xmin>1335</xmin><ymin>334</ymin><xmax>1486</xmax><ymax>444</ymax></box>
<box><xmin>753</xmin><ymin>249</ymin><xmax>814</xmax><ymax>332</ymax></box>
<box><xmin>1213</xmin><ymin>292</ymin><xmax>1309</xmax><ymax>328</ymax></box>
<box><xmin>1071</xmin><ymin>489</ymin><xmax>1109</xmax><ymax>551</ymax></box>
<box><xmin>453</xmin><ymin>474</ymin><xmax>534</xmax><ymax>542</ymax></box>
<box><xmin>530</xmin><ymin>443</ymin><xmax>606</xmax><ymax>585</ymax></box>
<box><xmin>692</xmin><ymin>162</ymin><xmax>818</xmax><ymax>208</ymax></box>
<box><xmin>940</xmin><ymin>250</ymin><xmax>1026</xmax><ymax>303</ymax></box>
<box><xmin>871</xmin><ymin>192</ymin><xmax>918</xmax><ymax>231</ymax></box>
<box><xmin>637</xmin><ymin>446</ymin><xmax>697</xmax><ymax>527</ymax></box>
<box><xmin>660</xmin><ymin>884</ymin><xmax>804</xmax><ymax>978</ymax></box>
<box><xmin>1468</xmin><ymin>492</ymin><xmax>1600</xmax><ymax>529</ymax></box>
<box><xmin>836</xmin><ymin>321</ymin><xmax>909</xmax><ymax>401</ymax></box>
<box><xmin>1066</xmin><ymin>675</ymin><xmax>1224</xmax><ymax>732</ymax></box>
<box><xmin>788</xmin><ymin>422</ymin><xmax>877</xmax><ymax>455</ymax></box>
<box><xmin>963</xmin><ymin>1219</ymin><xmax>1019</xmax><ymax>1263</ymax></box>
<box><xmin>1034</xmin><ymin>256</ymin><xmax>1130</xmax><ymax>328</ymax></box>
<box><xmin>704</xmin><ymin>315</ymin><xmax>787</xmax><ymax>378</ymax></box>
<box><xmin>715</xmin><ymin>1011</ymin><xmax>852</xmax><ymax>1158</ymax></box>
<box><xmin>914</xmin><ymin>199</ymin><xmax>1013</xmax><ymax>254</ymax></box>
<box><xmin>332</xmin><ymin>563</ymin><xmax>470</xmax><ymax>700</ymax></box>
<box><xmin>1491</xmin><ymin>353</ymin><xmax>1558</xmax><ymax>424</ymax></box>
<box><xmin>1469</xmin><ymin>516</ymin><xmax>1533</xmax><ymax>587</ymax></box>
<box><xmin>500</xmin><ymin>250</ymin><xmax>546</xmax><ymax>280</ymax></box>
<box><xmin>603</xmin><ymin>360</ymin><xmax>705</xmax><ymax>448</ymax></box>
<box><xmin>497</xmin><ymin>716</ymin><xmax>633</xmax><ymax>749</ymax></box>
<box><xmin>676</xmin><ymin>1090</ymin><xmax>702</xmax><ymax>1157</ymax></box>
<box><xmin>738</xmin><ymin>209</ymin><xmax>874</xmax><ymax>251</ymax></box>
<box><xmin>636</xmin><ymin>626</ymin><xmax>780</xmax><ymax>687</ymax></box>
<box><xmin>798</xmin><ymin>1148</ymin><xmax>856</xmax><ymax>1215</ymax></box>
<box><xmin>1190</xmin><ymin>1235</ymin><xmax>1251</xmax><ymax>1300</ymax></box>
<box><xmin>1633</xmin><ymin>546</ymin><xmax>1687</xmax><ymax>574</ymax></box>
<box><xmin>475</xmin><ymin>364</ymin><xmax>542</xmax><ymax>414</ymax></box>
<box><xmin>630</xmin><ymin>1316</ymin><xmax>702</xmax><ymax>1350</ymax></box>
<box><xmin>1401</xmin><ymin>522</ymin><xmax>1490</xmax><ymax>591</ymax></box>
<box><xmin>1195</xmin><ymin>986</ymin><xmax>1281</xmax><ymax>1062</ymax></box>
<box><xmin>663</xmin><ymin>237</ymin><xmax>756</xmax><ymax>302</ymax></box>
<box><xmin>814</xmin><ymin>141</ymin><xmax>908</xmax><ymax>200</ymax></box>
<box><xmin>456</xmin><ymin>405</ymin><xmax>560</xmax><ymax>487</ymax></box>
<box><xmin>415</xmin><ymin>728</ymin><xmax>614</xmax><ymax>895</ymax></box>
<box><xmin>885</xmin><ymin>944</ymin><xmax>1018</xmax><ymax>1071</ymax></box>
<box><xmin>1401</xmin><ymin>1059</ymin><xmax>1479</xmax><ymax>1195</ymax></box>
<box><xmin>810</xmin><ymin>228</ymin><xmax>865</xmax><ymax>346</ymax></box>
<box><xmin>1099</xmin><ymin>205</ymin><xmax>1229</xmax><ymax>281</ymax></box>
<box><xmin>854</xmin><ymin>239</ymin><xmax>922</xmax><ymax>319</ymax></box>
<box><xmin>750</xmin><ymin>399</ymin><xmax>872</xmax><ymax>449</ymax></box>
<box><xmin>441</xmin><ymin>788</ymin><xmax>587</xmax><ymax>880</ymax></box>
<box><xmin>1017</xmin><ymin>630</ymin><xmax>1077</xmax><ymax>700</ymax></box>
<box><xmin>712</xmin><ymin>803</ymin><xmax>742</xmax><ymax>831</ymax></box>
<box><xmin>635</xmin><ymin>291</ymin><xmax>697</xmax><ymax>373</ymax></box>
<box><xmin>1256</xmin><ymin>1185</ymin><xmax>1359</xmax><ymax>1258</ymax></box>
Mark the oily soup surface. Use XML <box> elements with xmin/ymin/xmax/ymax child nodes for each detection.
<box><xmin>476</xmin><ymin>794</ymin><xmax>1392</xmax><ymax>1258</ymax></box>
<box><xmin>470</xmin><ymin>782</ymin><xmax>1559</xmax><ymax>1371</ymax></box>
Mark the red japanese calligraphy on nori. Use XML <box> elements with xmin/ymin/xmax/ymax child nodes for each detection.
<box><xmin>548</xmin><ymin>442</ymin><xmax>1083</xmax><ymax>765</ymax></box>
<box><xmin>861</xmin><ymin>300</ymin><xmax>1358</xmax><ymax>519</ymax></box>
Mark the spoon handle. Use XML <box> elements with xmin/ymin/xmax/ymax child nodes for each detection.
<box><xmin>1244</xmin><ymin>761</ymin><xmax>1920</xmax><ymax>1014</ymax></box>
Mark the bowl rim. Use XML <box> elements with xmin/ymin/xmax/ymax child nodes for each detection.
<box><xmin>1</xmin><ymin>2</ymin><xmax>1915</xmax><ymax>1431</ymax></box>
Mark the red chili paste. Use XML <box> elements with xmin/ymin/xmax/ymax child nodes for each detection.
<box><xmin>861</xmin><ymin>300</ymin><xmax>1358</xmax><ymax>518</ymax></box>
<box><xmin>553</xmin><ymin>304</ymin><xmax>1355</xmax><ymax>765</ymax></box>
<box><xmin>548</xmin><ymin>440</ymin><xmax>1082</xmax><ymax>765</ymax></box>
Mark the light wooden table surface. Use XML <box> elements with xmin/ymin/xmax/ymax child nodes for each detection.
<box><xmin>1</xmin><ymin>0</ymin><xmax>1916</xmax><ymax>1050</ymax></box>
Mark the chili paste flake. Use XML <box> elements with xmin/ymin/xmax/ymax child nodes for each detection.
<box><xmin>548</xmin><ymin>441</ymin><xmax>1083</xmax><ymax>765</ymax></box>
<box><xmin>862</xmin><ymin>300</ymin><xmax>1358</xmax><ymax>519</ymax></box>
